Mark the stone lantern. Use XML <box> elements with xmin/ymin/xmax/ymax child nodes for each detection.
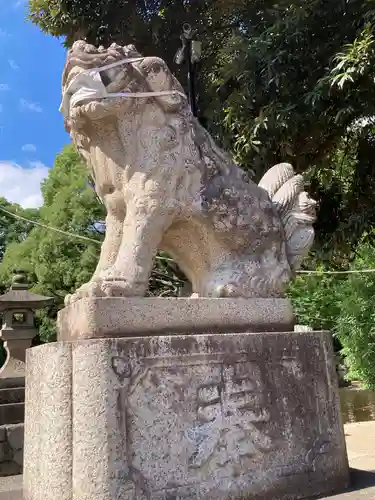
<box><xmin>0</xmin><ymin>270</ymin><xmax>53</xmax><ymax>379</ymax></box>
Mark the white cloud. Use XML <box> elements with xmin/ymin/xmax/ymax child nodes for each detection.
<box><xmin>20</xmin><ymin>99</ymin><xmax>42</xmax><ymax>113</ymax></box>
<box><xmin>8</xmin><ymin>59</ymin><xmax>18</xmax><ymax>70</ymax></box>
<box><xmin>0</xmin><ymin>162</ymin><xmax>49</xmax><ymax>208</ymax></box>
<box><xmin>21</xmin><ymin>143</ymin><xmax>37</xmax><ymax>153</ymax></box>
<box><xmin>0</xmin><ymin>84</ymin><xmax>9</xmax><ymax>91</ymax></box>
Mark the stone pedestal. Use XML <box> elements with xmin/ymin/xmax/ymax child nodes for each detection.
<box><xmin>56</xmin><ymin>297</ymin><xmax>295</xmax><ymax>340</ymax></box>
<box><xmin>23</xmin><ymin>299</ymin><xmax>349</xmax><ymax>500</ymax></box>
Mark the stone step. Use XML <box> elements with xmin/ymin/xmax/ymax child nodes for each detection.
<box><xmin>0</xmin><ymin>404</ymin><xmax>24</xmax><ymax>426</ymax></box>
<box><xmin>0</xmin><ymin>389</ymin><xmax>24</xmax><ymax>406</ymax></box>
<box><xmin>0</xmin><ymin>490</ymin><xmax>21</xmax><ymax>500</ymax></box>
<box><xmin>0</xmin><ymin>379</ymin><xmax>24</xmax><ymax>391</ymax></box>
<box><xmin>0</xmin><ymin>474</ymin><xmax>22</xmax><ymax>500</ymax></box>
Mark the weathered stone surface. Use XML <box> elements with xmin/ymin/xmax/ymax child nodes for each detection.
<box><xmin>60</xmin><ymin>41</ymin><xmax>316</xmax><ymax>305</ymax></box>
<box><xmin>57</xmin><ymin>297</ymin><xmax>294</xmax><ymax>341</ymax></box>
<box><xmin>0</xmin><ymin>358</ymin><xmax>25</xmax><ymax>382</ymax></box>
<box><xmin>23</xmin><ymin>331</ymin><xmax>349</xmax><ymax>500</ymax></box>
<box><xmin>23</xmin><ymin>343</ymin><xmax>72</xmax><ymax>500</ymax></box>
<box><xmin>0</xmin><ymin>473</ymin><xmax>22</xmax><ymax>493</ymax></box>
<box><xmin>0</xmin><ymin>473</ymin><xmax>23</xmax><ymax>500</ymax></box>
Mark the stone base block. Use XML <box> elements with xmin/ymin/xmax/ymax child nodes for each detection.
<box><xmin>57</xmin><ymin>297</ymin><xmax>294</xmax><ymax>341</ymax></box>
<box><xmin>23</xmin><ymin>331</ymin><xmax>349</xmax><ymax>500</ymax></box>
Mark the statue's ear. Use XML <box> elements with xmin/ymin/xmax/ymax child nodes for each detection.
<box><xmin>104</xmin><ymin>63</ymin><xmax>137</xmax><ymax>93</ymax></box>
<box><xmin>146</xmin><ymin>69</ymin><xmax>186</xmax><ymax>113</ymax></box>
<box><xmin>153</xmin><ymin>93</ymin><xmax>187</xmax><ymax>113</ymax></box>
<box><xmin>124</xmin><ymin>44</ymin><xmax>141</xmax><ymax>58</ymax></box>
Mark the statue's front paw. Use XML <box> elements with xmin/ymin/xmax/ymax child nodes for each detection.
<box><xmin>64</xmin><ymin>280</ymin><xmax>109</xmax><ymax>306</ymax></box>
<box><xmin>64</xmin><ymin>268</ymin><xmax>148</xmax><ymax>305</ymax></box>
<box><xmin>212</xmin><ymin>283</ymin><xmax>245</xmax><ymax>298</ymax></box>
<box><xmin>64</xmin><ymin>276</ymin><xmax>142</xmax><ymax>306</ymax></box>
<box><xmin>96</xmin><ymin>269</ymin><xmax>146</xmax><ymax>296</ymax></box>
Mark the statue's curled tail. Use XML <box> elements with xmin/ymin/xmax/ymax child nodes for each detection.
<box><xmin>259</xmin><ymin>163</ymin><xmax>316</xmax><ymax>272</ymax></box>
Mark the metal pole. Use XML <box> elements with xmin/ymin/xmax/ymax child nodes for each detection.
<box><xmin>184</xmin><ymin>28</ymin><xmax>198</xmax><ymax>117</ymax></box>
<box><xmin>175</xmin><ymin>23</ymin><xmax>200</xmax><ymax>117</ymax></box>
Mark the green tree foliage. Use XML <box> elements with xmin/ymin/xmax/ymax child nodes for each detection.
<box><xmin>28</xmin><ymin>0</ymin><xmax>226</xmax><ymax>48</ymax></box>
<box><xmin>0</xmin><ymin>198</ymin><xmax>38</xmax><ymax>267</ymax></box>
<box><xmin>0</xmin><ymin>145</ymin><xmax>105</xmax><ymax>297</ymax></box>
<box><xmin>211</xmin><ymin>3</ymin><xmax>375</xmax><ymax>167</ymax></box>
<box><xmin>27</xmin><ymin>0</ymin><xmax>375</xmax><ymax>258</ymax></box>
<box><xmin>210</xmin><ymin>3</ymin><xmax>375</xmax><ymax>260</ymax></box>
<box><xmin>334</xmin><ymin>244</ymin><xmax>375</xmax><ymax>389</ymax></box>
<box><xmin>289</xmin><ymin>242</ymin><xmax>375</xmax><ymax>389</ymax></box>
<box><xmin>288</xmin><ymin>272</ymin><xmax>344</xmax><ymax>333</ymax></box>
<box><xmin>27</xmin><ymin>0</ymin><xmax>238</xmax><ymax>121</ymax></box>
<box><xmin>0</xmin><ymin>145</ymin><xmax>104</xmax><ymax>339</ymax></box>
<box><xmin>0</xmin><ymin>200</ymin><xmax>38</xmax><ymax>361</ymax></box>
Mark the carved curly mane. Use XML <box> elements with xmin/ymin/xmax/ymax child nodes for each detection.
<box><xmin>62</xmin><ymin>41</ymin><xmax>141</xmax><ymax>87</ymax></box>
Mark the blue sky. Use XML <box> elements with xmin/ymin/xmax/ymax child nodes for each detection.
<box><xmin>0</xmin><ymin>0</ymin><xmax>70</xmax><ymax>208</ymax></box>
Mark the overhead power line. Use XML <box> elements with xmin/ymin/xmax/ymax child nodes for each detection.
<box><xmin>0</xmin><ymin>205</ymin><xmax>173</xmax><ymax>262</ymax></box>
<box><xmin>0</xmin><ymin>205</ymin><xmax>101</xmax><ymax>245</ymax></box>
<box><xmin>2</xmin><ymin>204</ymin><xmax>375</xmax><ymax>274</ymax></box>
<box><xmin>298</xmin><ymin>269</ymin><xmax>375</xmax><ymax>275</ymax></box>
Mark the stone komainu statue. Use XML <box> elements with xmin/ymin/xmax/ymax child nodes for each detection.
<box><xmin>61</xmin><ymin>41</ymin><xmax>316</xmax><ymax>305</ymax></box>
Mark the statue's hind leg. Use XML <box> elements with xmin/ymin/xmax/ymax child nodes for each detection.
<box><xmin>201</xmin><ymin>254</ymin><xmax>292</xmax><ymax>298</ymax></box>
<box><xmin>171</xmin><ymin>228</ymin><xmax>292</xmax><ymax>298</ymax></box>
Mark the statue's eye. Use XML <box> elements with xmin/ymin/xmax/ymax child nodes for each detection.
<box><xmin>161</xmin><ymin>126</ymin><xmax>178</xmax><ymax>148</ymax></box>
